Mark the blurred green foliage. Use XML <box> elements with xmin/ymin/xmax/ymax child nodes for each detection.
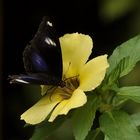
<box><xmin>99</xmin><ymin>0</ymin><xmax>139</xmax><ymax>22</ymax></box>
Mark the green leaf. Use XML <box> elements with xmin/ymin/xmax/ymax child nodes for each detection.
<box><xmin>131</xmin><ymin>112</ymin><xmax>140</xmax><ymax>127</ymax></box>
<box><xmin>103</xmin><ymin>35</ymin><xmax>140</xmax><ymax>89</ymax></box>
<box><xmin>117</xmin><ymin>86</ymin><xmax>140</xmax><ymax>103</ymax></box>
<box><xmin>105</xmin><ymin>135</ymin><xmax>110</xmax><ymax>140</ymax></box>
<box><xmin>72</xmin><ymin>94</ymin><xmax>100</xmax><ymax>140</ymax></box>
<box><xmin>108</xmin><ymin>35</ymin><xmax>140</xmax><ymax>77</ymax></box>
<box><xmin>99</xmin><ymin>110</ymin><xmax>140</xmax><ymax>140</ymax></box>
<box><xmin>104</xmin><ymin>57</ymin><xmax>130</xmax><ymax>87</ymax></box>
<box><xmin>30</xmin><ymin>118</ymin><xmax>65</xmax><ymax>140</ymax></box>
<box><xmin>85</xmin><ymin>128</ymin><xmax>100</xmax><ymax>140</ymax></box>
<box><xmin>112</xmin><ymin>95</ymin><xmax>128</xmax><ymax>107</ymax></box>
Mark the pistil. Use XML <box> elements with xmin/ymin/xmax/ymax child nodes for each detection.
<box><xmin>59</xmin><ymin>77</ymin><xmax>79</xmax><ymax>99</ymax></box>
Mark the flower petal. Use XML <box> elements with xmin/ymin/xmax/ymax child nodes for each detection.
<box><xmin>49</xmin><ymin>89</ymin><xmax>87</xmax><ymax>122</ymax></box>
<box><xmin>79</xmin><ymin>55</ymin><xmax>109</xmax><ymax>91</ymax></box>
<box><xmin>21</xmin><ymin>92</ymin><xmax>63</xmax><ymax>124</ymax></box>
<box><xmin>60</xmin><ymin>33</ymin><xmax>93</xmax><ymax>78</ymax></box>
<box><xmin>40</xmin><ymin>85</ymin><xmax>56</xmax><ymax>96</ymax></box>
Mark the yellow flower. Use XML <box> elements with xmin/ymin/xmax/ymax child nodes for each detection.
<box><xmin>21</xmin><ymin>33</ymin><xmax>109</xmax><ymax>124</ymax></box>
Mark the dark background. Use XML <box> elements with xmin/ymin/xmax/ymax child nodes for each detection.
<box><xmin>1</xmin><ymin>0</ymin><xmax>140</xmax><ymax>139</ymax></box>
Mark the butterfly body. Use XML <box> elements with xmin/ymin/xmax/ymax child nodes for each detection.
<box><xmin>10</xmin><ymin>16</ymin><xmax>63</xmax><ymax>86</ymax></box>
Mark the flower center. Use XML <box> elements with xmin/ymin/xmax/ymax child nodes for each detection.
<box><xmin>59</xmin><ymin>76</ymin><xmax>79</xmax><ymax>99</ymax></box>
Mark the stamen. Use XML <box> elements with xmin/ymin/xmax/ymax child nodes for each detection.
<box><xmin>59</xmin><ymin>76</ymin><xmax>79</xmax><ymax>99</ymax></box>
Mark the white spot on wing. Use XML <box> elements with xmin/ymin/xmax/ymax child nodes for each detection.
<box><xmin>47</xmin><ymin>21</ymin><xmax>53</xmax><ymax>27</ymax></box>
<box><xmin>45</xmin><ymin>37</ymin><xmax>56</xmax><ymax>46</ymax></box>
<box><xmin>15</xmin><ymin>79</ymin><xmax>29</xmax><ymax>84</ymax></box>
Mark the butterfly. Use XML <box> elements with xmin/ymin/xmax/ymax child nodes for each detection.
<box><xmin>9</xmin><ymin>16</ymin><xmax>65</xmax><ymax>87</ymax></box>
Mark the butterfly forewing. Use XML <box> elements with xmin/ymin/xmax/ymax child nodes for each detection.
<box><xmin>10</xmin><ymin>16</ymin><xmax>63</xmax><ymax>85</ymax></box>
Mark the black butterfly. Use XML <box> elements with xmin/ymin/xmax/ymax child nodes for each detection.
<box><xmin>9</xmin><ymin>16</ymin><xmax>65</xmax><ymax>87</ymax></box>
